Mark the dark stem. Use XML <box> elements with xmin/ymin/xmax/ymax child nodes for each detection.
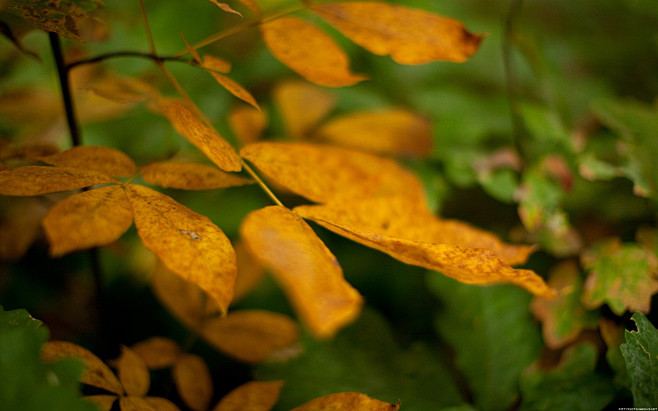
<box><xmin>66</xmin><ymin>51</ymin><xmax>190</xmax><ymax>71</ymax></box>
<box><xmin>502</xmin><ymin>0</ymin><xmax>527</xmax><ymax>158</ymax></box>
<box><xmin>48</xmin><ymin>32</ymin><xmax>82</xmax><ymax>147</ymax></box>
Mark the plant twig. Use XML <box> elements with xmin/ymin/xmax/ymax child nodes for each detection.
<box><xmin>49</xmin><ymin>32</ymin><xmax>82</xmax><ymax>147</ymax></box>
<box><xmin>242</xmin><ymin>160</ymin><xmax>285</xmax><ymax>207</ymax></box>
<box><xmin>67</xmin><ymin>51</ymin><xmax>190</xmax><ymax>70</ymax></box>
<box><xmin>139</xmin><ymin>0</ymin><xmax>157</xmax><ymax>55</ymax></box>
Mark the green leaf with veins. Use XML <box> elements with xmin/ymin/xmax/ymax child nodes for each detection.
<box><xmin>621</xmin><ymin>313</ymin><xmax>658</xmax><ymax>408</ymax></box>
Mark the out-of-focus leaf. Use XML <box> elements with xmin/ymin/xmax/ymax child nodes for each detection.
<box><xmin>232</xmin><ymin>240</ymin><xmax>266</xmax><ymax>304</ymax></box>
<box><xmin>126</xmin><ymin>184</ymin><xmax>237</xmax><ymax>316</ymax></box>
<box><xmin>0</xmin><ymin>197</ymin><xmax>49</xmax><ymax>260</ymax></box>
<box><xmin>2</xmin><ymin>0</ymin><xmax>103</xmax><ymax>39</ymax></box>
<box><xmin>256</xmin><ymin>310</ymin><xmax>463</xmax><ymax>410</ymax></box>
<box><xmin>273</xmin><ymin>80</ymin><xmax>336</xmax><ymax>138</ymax></box>
<box><xmin>0</xmin><ymin>166</ymin><xmax>117</xmax><ymax>196</ymax></box>
<box><xmin>240</xmin><ymin>142</ymin><xmax>427</xmax><ymax>204</ymax></box>
<box><xmin>292</xmin><ymin>392</ymin><xmax>399</xmax><ymax>411</ymax></box>
<box><xmin>0</xmin><ymin>19</ymin><xmax>40</xmax><ymax>59</ymax></box>
<box><xmin>621</xmin><ymin>312</ymin><xmax>658</xmax><ymax>407</ymax></box>
<box><xmin>520</xmin><ymin>343</ymin><xmax>616</xmax><ymax>411</ymax></box>
<box><xmin>212</xmin><ymin>380</ymin><xmax>284</xmax><ymax>411</ymax></box>
<box><xmin>156</xmin><ymin>98</ymin><xmax>242</xmax><ymax>172</ymax></box>
<box><xmin>229</xmin><ymin>104</ymin><xmax>267</xmax><ymax>145</ymax></box>
<box><xmin>261</xmin><ymin>17</ymin><xmax>366</xmax><ymax>87</ymax></box>
<box><xmin>530</xmin><ymin>261</ymin><xmax>599</xmax><ymax>349</ymax></box>
<box><xmin>83</xmin><ymin>395</ymin><xmax>117</xmax><ymax>411</ymax></box>
<box><xmin>430</xmin><ymin>276</ymin><xmax>542</xmax><ymax>411</ymax></box>
<box><xmin>131</xmin><ymin>337</ymin><xmax>182</xmax><ymax>369</ymax></box>
<box><xmin>296</xmin><ymin>198</ymin><xmax>553</xmax><ymax>298</ymax></box>
<box><xmin>42</xmin><ymin>341</ymin><xmax>124</xmax><ymax>395</ymax></box>
<box><xmin>143</xmin><ymin>397</ymin><xmax>181</xmax><ymax>411</ymax></box>
<box><xmin>203</xmin><ymin>54</ymin><xmax>231</xmax><ymax>73</ymax></box>
<box><xmin>240</xmin><ymin>206</ymin><xmax>363</xmax><ymax>338</ymax></box>
<box><xmin>599</xmin><ymin>318</ymin><xmax>628</xmax><ymax>386</ymax></box>
<box><xmin>42</xmin><ymin>185</ymin><xmax>133</xmax><ymax>256</ymax></box>
<box><xmin>581</xmin><ymin>237</ymin><xmax>658</xmax><ymax>315</ymax></box>
<box><xmin>311</xmin><ymin>2</ymin><xmax>483</xmax><ymax>64</ymax></box>
<box><xmin>87</xmin><ymin>75</ymin><xmax>159</xmax><ymax>104</ymax></box>
<box><xmin>208</xmin><ymin>0</ymin><xmax>242</xmax><ymax>17</ymax></box>
<box><xmin>120</xmin><ymin>396</ymin><xmax>156</xmax><ymax>411</ymax></box>
<box><xmin>200</xmin><ymin>310</ymin><xmax>301</xmax><ymax>363</ymax></box>
<box><xmin>314</xmin><ymin>109</ymin><xmax>432</xmax><ymax>157</ymax></box>
<box><xmin>141</xmin><ymin>162</ymin><xmax>252</xmax><ymax>190</ymax></box>
<box><xmin>173</xmin><ymin>354</ymin><xmax>213</xmax><ymax>411</ymax></box>
<box><xmin>116</xmin><ymin>346</ymin><xmax>150</xmax><ymax>397</ymax></box>
<box><xmin>206</xmin><ymin>70</ymin><xmax>260</xmax><ymax>110</ymax></box>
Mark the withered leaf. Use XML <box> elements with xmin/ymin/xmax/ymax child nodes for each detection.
<box><xmin>273</xmin><ymin>80</ymin><xmax>336</xmax><ymax>138</ymax></box>
<box><xmin>116</xmin><ymin>345</ymin><xmax>150</xmax><ymax>397</ymax></box>
<box><xmin>229</xmin><ymin>104</ymin><xmax>267</xmax><ymax>145</ymax></box>
<box><xmin>312</xmin><ymin>2</ymin><xmax>483</xmax><ymax>64</ymax></box>
<box><xmin>141</xmin><ymin>161</ymin><xmax>252</xmax><ymax>190</ymax></box>
<box><xmin>156</xmin><ymin>98</ymin><xmax>242</xmax><ymax>172</ymax></box>
<box><xmin>240</xmin><ymin>206</ymin><xmax>363</xmax><ymax>338</ymax></box>
<box><xmin>208</xmin><ymin>0</ymin><xmax>242</xmax><ymax>17</ymax></box>
<box><xmin>126</xmin><ymin>184</ymin><xmax>237</xmax><ymax>315</ymax></box>
<box><xmin>292</xmin><ymin>392</ymin><xmax>400</xmax><ymax>411</ymax></box>
<box><xmin>294</xmin><ymin>199</ymin><xmax>555</xmax><ymax>298</ymax></box>
<box><xmin>261</xmin><ymin>17</ymin><xmax>366</xmax><ymax>87</ymax></box>
<box><xmin>173</xmin><ymin>354</ymin><xmax>213</xmax><ymax>411</ymax></box>
<box><xmin>239</xmin><ymin>142</ymin><xmax>427</xmax><ymax>204</ymax></box>
<box><xmin>131</xmin><ymin>337</ymin><xmax>182</xmax><ymax>369</ymax></box>
<box><xmin>212</xmin><ymin>380</ymin><xmax>284</xmax><ymax>411</ymax></box>
<box><xmin>43</xmin><ymin>185</ymin><xmax>133</xmax><ymax>256</ymax></box>
<box><xmin>0</xmin><ymin>166</ymin><xmax>117</xmax><ymax>196</ymax></box>
<box><xmin>315</xmin><ymin>108</ymin><xmax>432</xmax><ymax>157</ymax></box>
<box><xmin>38</xmin><ymin>145</ymin><xmax>137</xmax><ymax>177</ymax></box>
<box><xmin>41</xmin><ymin>341</ymin><xmax>124</xmax><ymax>395</ymax></box>
<box><xmin>206</xmin><ymin>70</ymin><xmax>260</xmax><ymax>110</ymax></box>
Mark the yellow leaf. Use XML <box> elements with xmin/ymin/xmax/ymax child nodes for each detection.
<box><xmin>120</xmin><ymin>396</ymin><xmax>157</xmax><ymax>411</ymax></box>
<box><xmin>126</xmin><ymin>184</ymin><xmax>237</xmax><ymax>315</ymax></box>
<box><xmin>294</xmin><ymin>199</ymin><xmax>555</xmax><ymax>298</ymax></box>
<box><xmin>315</xmin><ymin>109</ymin><xmax>432</xmax><ymax>157</ymax></box>
<box><xmin>0</xmin><ymin>197</ymin><xmax>49</xmax><ymax>260</ymax></box>
<box><xmin>88</xmin><ymin>75</ymin><xmax>160</xmax><ymax>104</ymax></box>
<box><xmin>208</xmin><ymin>0</ymin><xmax>243</xmax><ymax>17</ymax></box>
<box><xmin>273</xmin><ymin>80</ymin><xmax>336</xmax><ymax>138</ymax></box>
<box><xmin>83</xmin><ymin>395</ymin><xmax>117</xmax><ymax>411</ymax></box>
<box><xmin>207</xmin><ymin>71</ymin><xmax>260</xmax><ymax>110</ymax></box>
<box><xmin>232</xmin><ymin>240</ymin><xmax>266</xmax><ymax>304</ymax></box>
<box><xmin>240</xmin><ymin>206</ymin><xmax>363</xmax><ymax>338</ymax></box>
<box><xmin>228</xmin><ymin>104</ymin><xmax>267</xmax><ymax>145</ymax></box>
<box><xmin>42</xmin><ymin>185</ymin><xmax>133</xmax><ymax>256</ymax></box>
<box><xmin>131</xmin><ymin>337</ymin><xmax>182</xmax><ymax>369</ymax></box>
<box><xmin>38</xmin><ymin>146</ymin><xmax>138</xmax><ymax>177</ymax></box>
<box><xmin>311</xmin><ymin>2</ymin><xmax>484</xmax><ymax>64</ymax></box>
<box><xmin>239</xmin><ymin>142</ymin><xmax>426</xmax><ymax>204</ymax></box>
<box><xmin>173</xmin><ymin>354</ymin><xmax>213</xmax><ymax>411</ymax></box>
<box><xmin>212</xmin><ymin>380</ymin><xmax>284</xmax><ymax>411</ymax></box>
<box><xmin>41</xmin><ymin>341</ymin><xmax>124</xmax><ymax>395</ymax></box>
<box><xmin>203</xmin><ymin>54</ymin><xmax>232</xmax><ymax>73</ymax></box>
<box><xmin>292</xmin><ymin>392</ymin><xmax>400</xmax><ymax>411</ymax></box>
<box><xmin>156</xmin><ymin>98</ymin><xmax>242</xmax><ymax>172</ymax></box>
<box><xmin>261</xmin><ymin>17</ymin><xmax>366</xmax><ymax>87</ymax></box>
<box><xmin>141</xmin><ymin>162</ymin><xmax>252</xmax><ymax>190</ymax></box>
<box><xmin>200</xmin><ymin>310</ymin><xmax>301</xmax><ymax>363</ymax></box>
<box><xmin>0</xmin><ymin>166</ymin><xmax>117</xmax><ymax>196</ymax></box>
<box><xmin>143</xmin><ymin>397</ymin><xmax>181</xmax><ymax>411</ymax></box>
<box><xmin>116</xmin><ymin>346</ymin><xmax>150</xmax><ymax>397</ymax></box>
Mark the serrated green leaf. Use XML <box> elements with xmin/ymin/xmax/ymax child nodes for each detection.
<box><xmin>0</xmin><ymin>304</ymin><xmax>43</xmax><ymax>331</ymax></box>
<box><xmin>255</xmin><ymin>309</ymin><xmax>462</xmax><ymax>411</ymax></box>
<box><xmin>621</xmin><ymin>312</ymin><xmax>658</xmax><ymax>407</ymax></box>
<box><xmin>520</xmin><ymin>343</ymin><xmax>616</xmax><ymax>411</ymax></box>
<box><xmin>429</xmin><ymin>276</ymin><xmax>541</xmax><ymax>411</ymax></box>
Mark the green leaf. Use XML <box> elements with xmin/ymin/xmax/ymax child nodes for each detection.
<box><xmin>1</xmin><ymin>0</ymin><xmax>103</xmax><ymax>39</ymax></box>
<box><xmin>621</xmin><ymin>312</ymin><xmax>658</xmax><ymax>407</ymax></box>
<box><xmin>429</xmin><ymin>276</ymin><xmax>541</xmax><ymax>411</ymax></box>
<box><xmin>0</xmin><ymin>306</ymin><xmax>97</xmax><ymax>411</ymax></box>
<box><xmin>255</xmin><ymin>309</ymin><xmax>463</xmax><ymax>411</ymax></box>
<box><xmin>520</xmin><ymin>343</ymin><xmax>616</xmax><ymax>411</ymax></box>
<box><xmin>581</xmin><ymin>238</ymin><xmax>658</xmax><ymax>315</ymax></box>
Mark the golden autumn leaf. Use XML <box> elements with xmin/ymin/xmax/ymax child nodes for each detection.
<box><xmin>87</xmin><ymin>75</ymin><xmax>160</xmax><ymax>104</ymax></box>
<box><xmin>208</xmin><ymin>0</ymin><xmax>243</xmax><ymax>17</ymax></box>
<box><xmin>156</xmin><ymin>98</ymin><xmax>242</xmax><ymax>172</ymax></box>
<box><xmin>261</xmin><ymin>17</ymin><xmax>366</xmax><ymax>87</ymax></box>
<box><xmin>143</xmin><ymin>397</ymin><xmax>181</xmax><ymax>411</ymax></box>
<box><xmin>212</xmin><ymin>380</ymin><xmax>284</xmax><ymax>411</ymax></box>
<box><xmin>37</xmin><ymin>145</ymin><xmax>137</xmax><ymax>177</ymax></box>
<box><xmin>273</xmin><ymin>80</ymin><xmax>336</xmax><ymax>138</ymax></box>
<box><xmin>119</xmin><ymin>396</ymin><xmax>156</xmax><ymax>411</ymax></box>
<box><xmin>315</xmin><ymin>109</ymin><xmax>432</xmax><ymax>157</ymax></box>
<box><xmin>228</xmin><ymin>104</ymin><xmax>267</xmax><ymax>145</ymax></box>
<box><xmin>294</xmin><ymin>199</ymin><xmax>555</xmax><ymax>298</ymax></box>
<box><xmin>116</xmin><ymin>345</ymin><xmax>150</xmax><ymax>397</ymax></box>
<box><xmin>83</xmin><ymin>395</ymin><xmax>117</xmax><ymax>411</ymax></box>
<box><xmin>203</xmin><ymin>54</ymin><xmax>232</xmax><ymax>73</ymax></box>
<box><xmin>0</xmin><ymin>197</ymin><xmax>49</xmax><ymax>260</ymax></box>
<box><xmin>239</xmin><ymin>142</ymin><xmax>426</xmax><ymax>204</ymax></box>
<box><xmin>42</xmin><ymin>185</ymin><xmax>133</xmax><ymax>256</ymax></box>
<box><xmin>126</xmin><ymin>184</ymin><xmax>237</xmax><ymax>315</ymax></box>
<box><xmin>232</xmin><ymin>240</ymin><xmax>266</xmax><ymax>304</ymax></box>
<box><xmin>240</xmin><ymin>206</ymin><xmax>363</xmax><ymax>338</ymax></box>
<box><xmin>206</xmin><ymin>70</ymin><xmax>260</xmax><ymax>110</ymax></box>
<box><xmin>0</xmin><ymin>166</ymin><xmax>117</xmax><ymax>196</ymax></box>
<box><xmin>292</xmin><ymin>392</ymin><xmax>400</xmax><ymax>411</ymax></box>
<box><xmin>311</xmin><ymin>2</ymin><xmax>484</xmax><ymax>64</ymax></box>
<box><xmin>41</xmin><ymin>341</ymin><xmax>124</xmax><ymax>395</ymax></box>
<box><xmin>173</xmin><ymin>354</ymin><xmax>213</xmax><ymax>411</ymax></box>
<box><xmin>131</xmin><ymin>337</ymin><xmax>182</xmax><ymax>369</ymax></box>
<box><xmin>141</xmin><ymin>161</ymin><xmax>252</xmax><ymax>190</ymax></box>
